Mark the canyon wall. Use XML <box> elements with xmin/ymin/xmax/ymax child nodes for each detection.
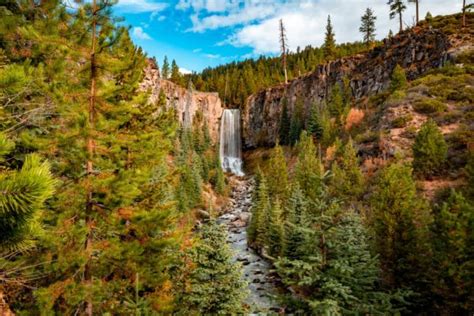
<box><xmin>139</xmin><ymin>60</ymin><xmax>223</xmax><ymax>142</ymax></box>
<box><xmin>242</xmin><ymin>28</ymin><xmax>453</xmax><ymax>149</ymax></box>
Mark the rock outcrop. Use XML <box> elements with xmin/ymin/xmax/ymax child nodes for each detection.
<box><xmin>242</xmin><ymin>28</ymin><xmax>453</xmax><ymax>149</ymax></box>
<box><xmin>140</xmin><ymin>60</ymin><xmax>223</xmax><ymax>142</ymax></box>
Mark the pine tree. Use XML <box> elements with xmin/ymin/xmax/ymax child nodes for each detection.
<box><xmin>370</xmin><ymin>162</ymin><xmax>432</xmax><ymax>308</ymax></box>
<box><xmin>390</xmin><ymin>64</ymin><xmax>408</xmax><ymax>92</ymax></box>
<box><xmin>171</xmin><ymin>59</ymin><xmax>181</xmax><ymax>85</ymax></box>
<box><xmin>179</xmin><ymin>220</ymin><xmax>247</xmax><ymax>314</ymax></box>
<box><xmin>267</xmin><ymin>199</ymin><xmax>284</xmax><ymax>258</ymax></box>
<box><xmin>323</xmin><ymin>15</ymin><xmax>336</xmax><ymax>60</ymax></box>
<box><xmin>360</xmin><ymin>8</ymin><xmax>377</xmax><ymax>47</ymax></box>
<box><xmin>295</xmin><ymin>132</ymin><xmax>323</xmax><ymax>204</ymax></box>
<box><xmin>247</xmin><ymin>173</ymin><xmax>271</xmax><ymax>248</ymax></box>
<box><xmin>162</xmin><ymin>55</ymin><xmax>170</xmax><ymax>79</ymax></box>
<box><xmin>431</xmin><ymin>190</ymin><xmax>474</xmax><ymax>313</ymax></box>
<box><xmin>328</xmin><ymin>84</ymin><xmax>348</xmax><ymax>128</ymax></box>
<box><xmin>279</xmin><ymin>98</ymin><xmax>291</xmax><ymax>145</ymax></box>
<box><xmin>282</xmin><ymin>183</ymin><xmax>309</xmax><ymax>260</ymax></box>
<box><xmin>289</xmin><ymin>97</ymin><xmax>304</xmax><ymax>145</ymax></box>
<box><xmin>277</xmin><ymin>183</ymin><xmax>398</xmax><ymax>314</ymax></box>
<box><xmin>266</xmin><ymin>143</ymin><xmax>289</xmax><ymax>200</ymax></box>
<box><xmin>412</xmin><ymin>119</ymin><xmax>447</xmax><ymax>176</ymax></box>
<box><xmin>388</xmin><ymin>0</ymin><xmax>407</xmax><ymax>33</ymax></box>
<box><xmin>329</xmin><ymin>138</ymin><xmax>365</xmax><ymax>202</ymax></box>
<box><xmin>0</xmin><ymin>134</ymin><xmax>55</xmax><ymax>252</ymax></box>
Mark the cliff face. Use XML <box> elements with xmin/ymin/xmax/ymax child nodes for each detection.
<box><xmin>139</xmin><ymin>60</ymin><xmax>223</xmax><ymax>142</ymax></box>
<box><xmin>242</xmin><ymin>28</ymin><xmax>453</xmax><ymax>149</ymax></box>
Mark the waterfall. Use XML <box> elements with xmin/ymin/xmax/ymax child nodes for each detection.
<box><xmin>219</xmin><ymin>109</ymin><xmax>244</xmax><ymax>176</ymax></box>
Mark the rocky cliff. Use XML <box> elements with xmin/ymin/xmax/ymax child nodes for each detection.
<box><xmin>139</xmin><ymin>60</ymin><xmax>223</xmax><ymax>142</ymax></box>
<box><xmin>242</xmin><ymin>27</ymin><xmax>461</xmax><ymax>149</ymax></box>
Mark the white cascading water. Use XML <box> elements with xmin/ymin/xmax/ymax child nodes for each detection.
<box><xmin>219</xmin><ymin>109</ymin><xmax>244</xmax><ymax>176</ymax></box>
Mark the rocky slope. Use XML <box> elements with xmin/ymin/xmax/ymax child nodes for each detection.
<box><xmin>139</xmin><ymin>60</ymin><xmax>223</xmax><ymax>142</ymax></box>
<box><xmin>242</xmin><ymin>21</ymin><xmax>472</xmax><ymax>149</ymax></box>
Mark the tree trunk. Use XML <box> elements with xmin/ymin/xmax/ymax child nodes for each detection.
<box><xmin>399</xmin><ymin>11</ymin><xmax>403</xmax><ymax>32</ymax></box>
<box><xmin>463</xmin><ymin>0</ymin><xmax>466</xmax><ymax>28</ymax></box>
<box><xmin>416</xmin><ymin>0</ymin><xmax>419</xmax><ymax>24</ymax></box>
<box><xmin>85</xmin><ymin>0</ymin><xmax>97</xmax><ymax>315</ymax></box>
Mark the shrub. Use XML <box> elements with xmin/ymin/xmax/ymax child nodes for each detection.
<box><xmin>412</xmin><ymin>119</ymin><xmax>448</xmax><ymax>176</ymax></box>
<box><xmin>392</xmin><ymin>114</ymin><xmax>413</xmax><ymax>128</ymax></box>
<box><xmin>390</xmin><ymin>64</ymin><xmax>407</xmax><ymax>92</ymax></box>
<box><xmin>413</xmin><ymin>97</ymin><xmax>447</xmax><ymax>114</ymax></box>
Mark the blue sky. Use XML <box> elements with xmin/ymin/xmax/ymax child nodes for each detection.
<box><xmin>115</xmin><ymin>0</ymin><xmax>462</xmax><ymax>73</ymax></box>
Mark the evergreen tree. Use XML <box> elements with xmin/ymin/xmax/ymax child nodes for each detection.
<box><xmin>388</xmin><ymin>0</ymin><xmax>407</xmax><ymax>33</ymax></box>
<box><xmin>360</xmin><ymin>8</ymin><xmax>377</xmax><ymax>47</ymax></box>
<box><xmin>295</xmin><ymin>132</ymin><xmax>323</xmax><ymax>204</ymax></box>
<box><xmin>266</xmin><ymin>143</ymin><xmax>289</xmax><ymax>201</ymax></box>
<box><xmin>179</xmin><ymin>220</ymin><xmax>247</xmax><ymax>315</ymax></box>
<box><xmin>277</xmin><ymin>183</ymin><xmax>398</xmax><ymax>314</ymax></box>
<box><xmin>162</xmin><ymin>55</ymin><xmax>170</xmax><ymax>79</ymax></box>
<box><xmin>329</xmin><ymin>138</ymin><xmax>365</xmax><ymax>202</ymax></box>
<box><xmin>247</xmin><ymin>173</ymin><xmax>271</xmax><ymax>248</ymax></box>
<box><xmin>282</xmin><ymin>183</ymin><xmax>309</xmax><ymax>260</ymax></box>
<box><xmin>328</xmin><ymin>84</ymin><xmax>348</xmax><ymax>128</ymax></box>
<box><xmin>323</xmin><ymin>15</ymin><xmax>336</xmax><ymax>60</ymax></box>
<box><xmin>370</xmin><ymin>162</ymin><xmax>432</xmax><ymax>308</ymax></box>
<box><xmin>0</xmin><ymin>134</ymin><xmax>55</xmax><ymax>251</ymax></box>
<box><xmin>425</xmin><ymin>11</ymin><xmax>433</xmax><ymax>24</ymax></box>
<box><xmin>171</xmin><ymin>59</ymin><xmax>181</xmax><ymax>85</ymax></box>
<box><xmin>289</xmin><ymin>97</ymin><xmax>304</xmax><ymax>145</ymax></box>
<box><xmin>412</xmin><ymin>119</ymin><xmax>448</xmax><ymax>176</ymax></box>
<box><xmin>279</xmin><ymin>98</ymin><xmax>291</xmax><ymax>145</ymax></box>
<box><xmin>390</xmin><ymin>64</ymin><xmax>408</xmax><ymax>92</ymax></box>
<box><xmin>267</xmin><ymin>199</ymin><xmax>284</xmax><ymax>258</ymax></box>
<box><xmin>431</xmin><ymin>190</ymin><xmax>474</xmax><ymax>313</ymax></box>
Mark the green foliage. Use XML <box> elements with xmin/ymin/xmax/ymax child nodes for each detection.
<box><xmin>247</xmin><ymin>172</ymin><xmax>271</xmax><ymax>248</ymax></box>
<box><xmin>360</xmin><ymin>8</ymin><xmax>377</xmax><ymax>45</ymax></box>
<box><xmin>391</xmin><ymin>114</ymin><xmax>413</xmax><ymax>128</ymax></box>
<box><xmin>267</xmin><ymin>199</ymin><xmax>284</xmax><ymax>258</ymax></box>
<box><xmin>413</xmin><ymin>97</ymin><xmax>447</xmax><ymax>114</ymax></box>
<box><xmin>266</xmin><ymin>143</ymin><xmax>289</xmax><ymax>200</ymax></box>
<box><xmin>412</xmin><ymin>119</ymin><xmax>448</xmax><ymax>176</ymax></box>
<box><xmin>328</xmin><ymin>84</ymin><xmax>349</xmax><ymax>127</ymax></box>
<box><xmin>370</xmin><ymin>162</ymin><xmax>432</xmax><ymax>308</ymax></box>
<box><xmin>388</xmin><ymin>0</ymin><xmax>407</xmax><ymax>31</ymax></box>
<box><xmin>390</xmin><ymin>64</ymin><xmax>408</xmax><ymax>92</ymax></box>
<box><xmin>162</xmin><ymin>55</ymin><xmax>170</xmax><ymax>79</ymax></box>
<box><xmin>323</xmin><ymin>15</ymin><xmax>336</xmax><ymax>59</ymax></box>
<box><xmin>178</xmin><ymin>220</ymin><xmax>247</xmax><ymax>315</ymax></box>
<box><xmin>431</xmin><ymin>190</ymin><xmax>474</xmax><ymax>314</ymax></box>
<box><xmin>0</xmin><ymin>134</ymin><xmax>55</xmax><ymax>251</ymax></box>
<box><xmin>294</xmin><ymin>132</ymin><xmax>323</xmax><ymax>204</ymax></box>
<box><xmin>329</xmin><ymin>138</ymin><xmax>365</xmax><ymax>202</ymax></box>
<box><xmin>289</xmin><ymin>97</ymin><xmax>305</xmax><ymax>145</ymax></box>
<box><xmin>282</xmin><ymin>183</ymin><xmax>309</xmax><ymax>260</ymax></box>
<box><xmin>277</xmin><ymin>184</ymin><xmax>398</xmax><ymax>315</ymax></box>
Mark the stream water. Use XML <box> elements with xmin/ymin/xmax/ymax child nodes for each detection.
<box><xmin>218</xmin><ymin>176</ymin><xmax>282</xmax><ymax>315</ymax></box>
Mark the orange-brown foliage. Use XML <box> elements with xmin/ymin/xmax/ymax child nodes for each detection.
<box><xmin>345</xmin><ymin>108</ymin><xmax>365</xmax><ymax>130</ymax></box>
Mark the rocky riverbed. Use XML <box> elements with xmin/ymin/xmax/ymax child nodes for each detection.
<box><xmin>217</xmin><ymin>176</ymin><xmax>282</xmax><ymax>315</ymax></box>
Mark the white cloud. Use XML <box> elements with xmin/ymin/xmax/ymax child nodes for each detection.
<box><xmin>116</xmin><ymin>0</ymin><xmax>168</xmax><ymax>13</ymax></box>
<box><xmin>192</xmin><ymin>48</ymin><xmax>202</xmax><ymax>53</ymax></box>
<box><xmin>176</xmin><ymin>0</ymin><xmax>240</xmax><ymax>13</ymax></box>
<box><xmin>179</xmin><ymin>67</ymin><xmax>193</xmax><ymax>74</ymax></box>
<box><xmin>203</xmin><ymin>53</ymin><xmax>220</xmax><ymax>59</ymax></box>
<box><xmin>132</xmin><ymin>27</ymin><xmax>152</xmax><ymax>40</ymax></box>
<box><xmin>223</xmin><ymin>0</ymin><xmax>462</xmax><ymax>54</ymax></box>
